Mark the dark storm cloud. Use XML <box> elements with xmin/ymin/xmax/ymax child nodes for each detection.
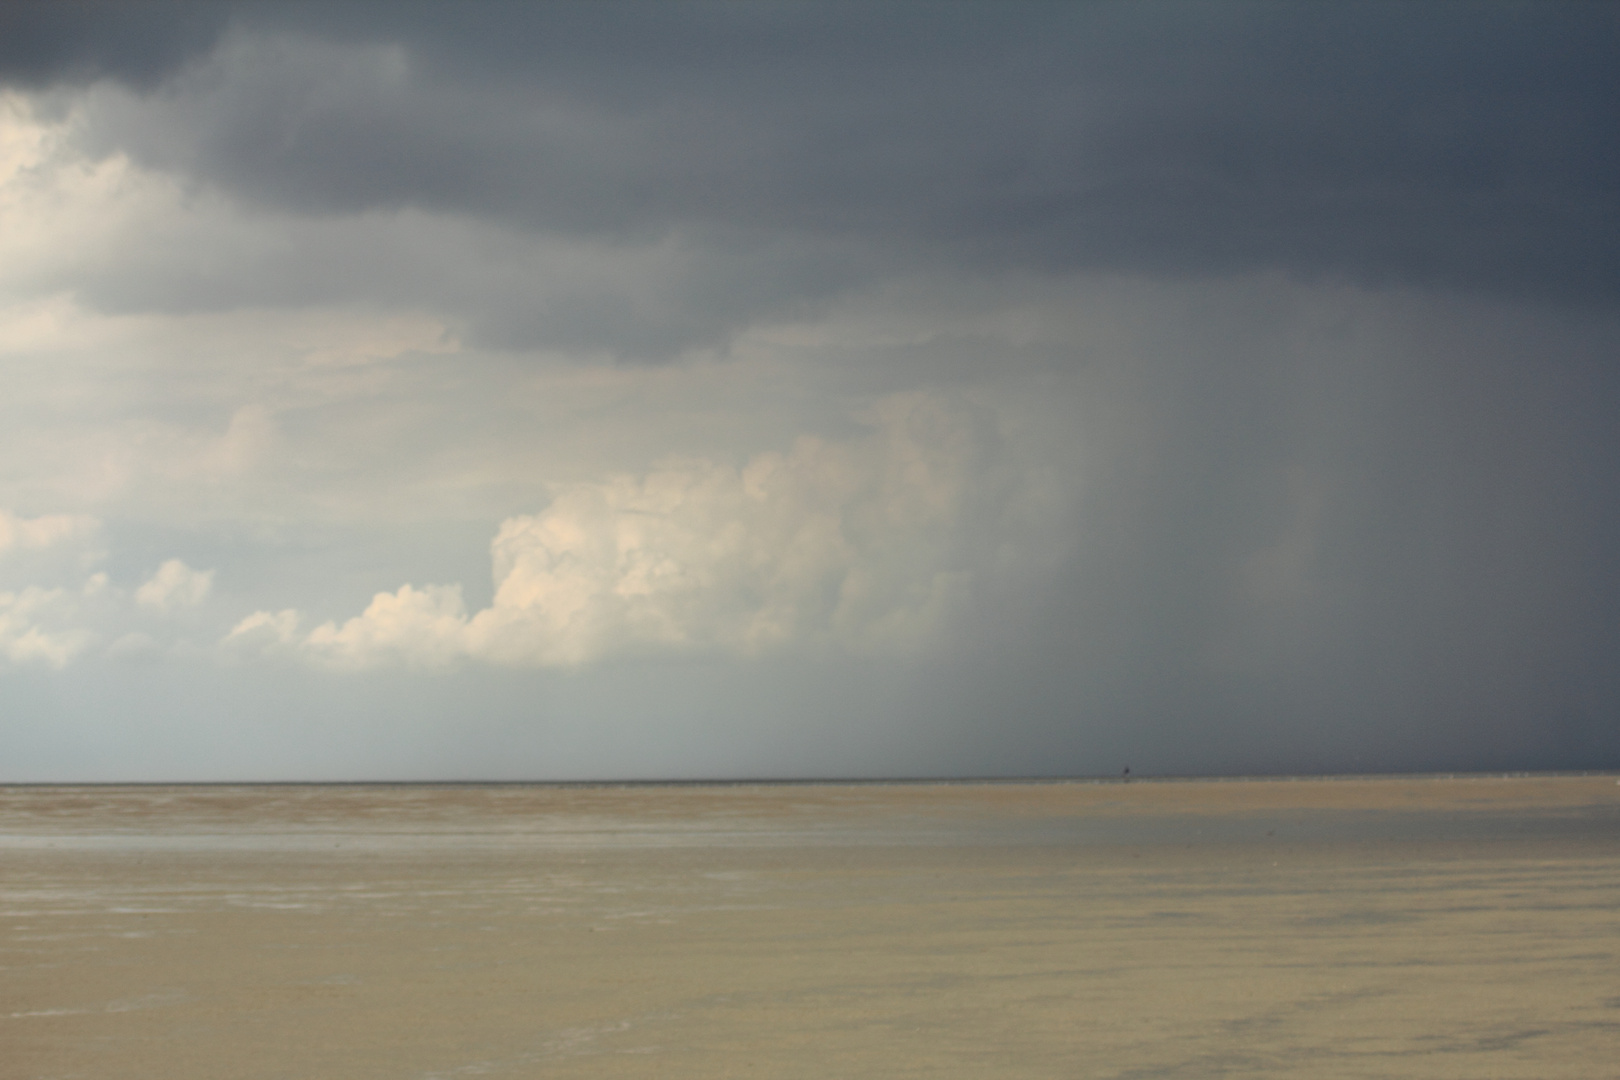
<box><xmin>10</xmin><ymin>2</ymin><xmax>1619</xmax><ymax>310</ymax></box>
<box><xmin>0</xmin><ymin>2</ymin><xmax>228</xmax><ymax>89</ymax></box>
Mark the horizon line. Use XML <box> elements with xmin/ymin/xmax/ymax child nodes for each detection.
<box><xmin>3</xmin><ymin>769</ymin><xmax>1617</xmax><ymax>789</ymax></box>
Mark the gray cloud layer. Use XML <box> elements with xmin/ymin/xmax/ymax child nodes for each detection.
<box><xmin>8</xmin><ymin>3</ymin><xmax>1618</xmax><ymax>329</ymax></box>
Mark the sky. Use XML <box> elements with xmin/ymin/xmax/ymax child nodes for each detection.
<box><xmin>1</xmin><ymin>2</ymin><xmax>1617</xmax><ymax>781</ymax></box>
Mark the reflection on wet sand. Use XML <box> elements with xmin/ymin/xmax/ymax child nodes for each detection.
<box><xmin>3</xmin><ymin>776</ymin><xmax>1617</xmax><ymax>1078</ymax></box>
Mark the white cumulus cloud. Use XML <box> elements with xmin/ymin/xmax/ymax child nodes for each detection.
<box><xmin>0</xmin><ymin>511</ymin><xmax>107</xmax><ymax>666</ymax></box>
<box><xmin>0</xmin><ymin>509</ymin><xmax>101</xmax><ymax>555</ymax></box>
<box><xmin>306</xmin><ymin>585</ymin><xmax>470</xmax><ymax>670</ymax></box>
<box><xmin>232</xmin><ymin>392</ymin><xmax>1019</xmax><ymax>670</ymax></box>
<box><xmin>135</xmin><ymin>558</ymin><xmax>215</xmax><ymax>612</ymax></box>
<box><xmin>0</xmin><ymin>511</ymin><xmax>106</xmax><ymax>586</ymax></box>
<box><xmin>0</xmin><ymin>580</ymin><xmax>102</xmax><ymax>667</ymax></box>
<box><xmin>221</xmin><ymin>608</ymin><xmax>302</xmax><ymax>662</ymax></box>
<box><xmin>0</xmin><ymin>509</ymin><xmax>218</xmax><ymax>666</ymax></box>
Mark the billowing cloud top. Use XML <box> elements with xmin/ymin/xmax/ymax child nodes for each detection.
<box><xmin>229</xmin><ymin>392</ymin><xmax>1045</xmax><ymax>670</ymax></box>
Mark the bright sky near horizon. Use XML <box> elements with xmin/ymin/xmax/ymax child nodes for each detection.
<box><xmin>2</xmin><ymin>3</ymin><xmax>1617</xmax><ymax>780</ymax></box>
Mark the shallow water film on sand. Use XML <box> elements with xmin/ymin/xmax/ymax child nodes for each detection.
<box><xmin>2</xmin><ymin>777</ymin><xmax>1618</xmax><ymax>1079</ymax></box>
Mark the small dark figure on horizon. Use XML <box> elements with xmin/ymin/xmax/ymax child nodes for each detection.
<box><xmin>1122</xmin><ymin>766</ymin><xmax>1130</xmax><ymax>781</ymax></box>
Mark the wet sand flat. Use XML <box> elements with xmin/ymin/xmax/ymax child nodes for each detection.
<box><xmin>2</xmin><ymin>776</ymin><xmax>1618</xmax><ymax>1079</ymax></box>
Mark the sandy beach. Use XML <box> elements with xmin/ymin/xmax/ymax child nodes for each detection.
<box><xmin>3</xmin><ymin>776</ymin><xmax>1617</xmax><ymax>1079</ymax></box>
